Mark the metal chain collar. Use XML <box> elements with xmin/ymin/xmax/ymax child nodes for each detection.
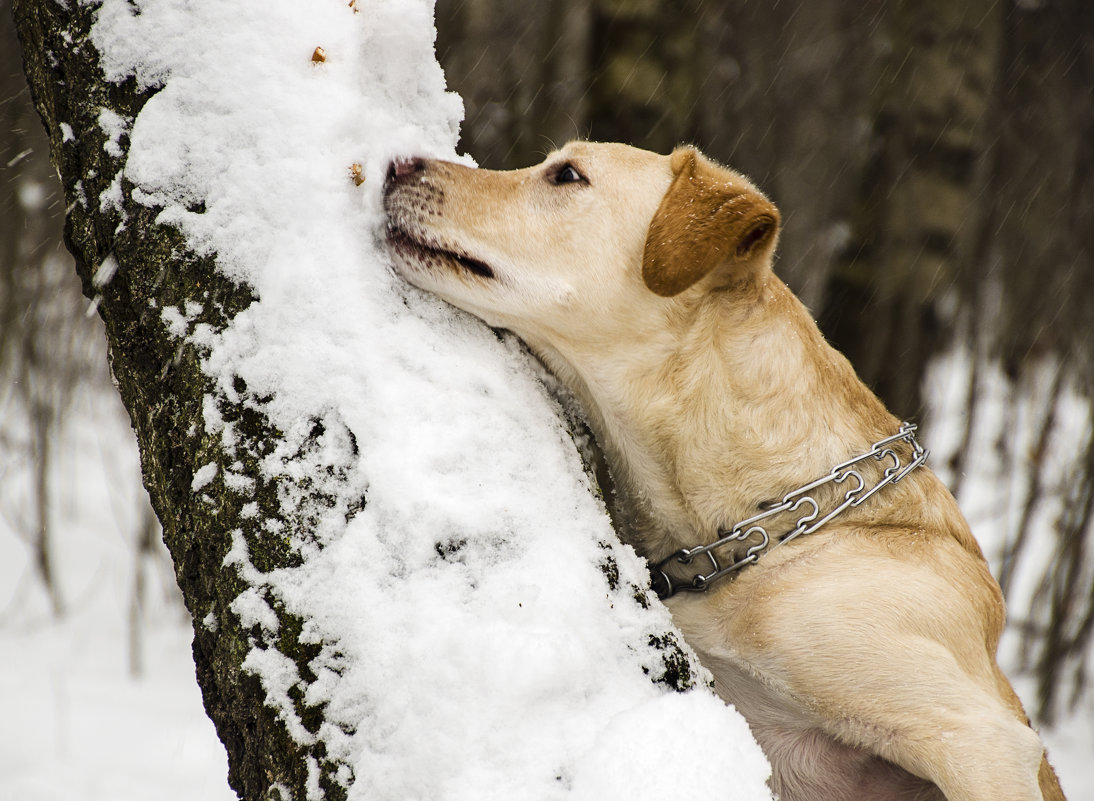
<box><xmin>650</xmin><ymin>422</ymin><xmax>928</xmax><ymax>600</ymax></box>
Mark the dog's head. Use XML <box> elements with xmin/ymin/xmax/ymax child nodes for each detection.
<box><xmin>382</xmin><ymin>142</ymin><xmax>779</xmax><ymax>355</ymax></box>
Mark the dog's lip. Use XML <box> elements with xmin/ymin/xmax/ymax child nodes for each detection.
<box><xmin>386</xmin><ymin>225</ymin><xmax>496</xmax><ymax>280</ymax></box>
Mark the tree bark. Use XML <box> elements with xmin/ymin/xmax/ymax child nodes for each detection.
<box><xmin>14</xmin><ymin>2</ymin><xmax>353</xmax><ymax>797</ymax></box>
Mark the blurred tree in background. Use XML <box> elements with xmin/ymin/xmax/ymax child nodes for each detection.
<box><xmin>2</xmin><ymin>0</ymin><xmax>1091</xmax><ymax>724</ymax></box>
<box><xmin>1</xmin><ymin>1</ymin><xmax>107</xmax><ymax>618</ymax></box>
<box><xmin>2</xmin><ymin>0</ymin><xmax>166</xmax><ymax>673</ymax></box>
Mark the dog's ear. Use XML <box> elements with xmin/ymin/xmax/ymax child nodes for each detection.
<box><xmin>642</xmin><ymin>147</ymin><xmax>780</xmax><ymax>297</ymax></box>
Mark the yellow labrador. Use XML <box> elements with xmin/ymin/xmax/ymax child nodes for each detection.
<box><xmin>382</xmin><ymin>142</ymin><xmax>1065</xmax><ymax>801</ymax></box>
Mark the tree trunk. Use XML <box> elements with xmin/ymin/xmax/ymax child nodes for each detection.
<box><xmin>30</xmin><ymin>397</ymin><xmax>62</xmax><ymax>616</ymax></box>
<box><xmin>13</xmin><ymin>4</ymin><xmax>734</xmax><ymax>800</ymax></box>
<box><xmin>13</xmin><ymin>2</ymin><xmax>352</xmax><ymax>797</ymax></box>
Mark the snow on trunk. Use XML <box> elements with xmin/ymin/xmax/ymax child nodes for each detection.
<box><xmin>88</xmin><ymin>1</ymin><xmax>771</xmax><ymax>798</ymax></box>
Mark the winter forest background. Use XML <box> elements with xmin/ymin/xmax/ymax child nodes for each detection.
<box><xmin>2</xmin><ymin>0</ymin><xmax>1093</xmax><ymax>798</ymax></box>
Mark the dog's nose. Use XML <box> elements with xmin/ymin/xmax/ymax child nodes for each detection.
<box><xmin>392</xmin><ymin>157</ymin><xmax>425</xmax><ymax>177</ymax></box>
<box><xmin>385</xmin><ymin>157</ymin><xmax>426</xmax><ymax>192</ymax></box>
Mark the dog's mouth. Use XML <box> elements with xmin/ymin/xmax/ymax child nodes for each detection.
<box><xmin>386</xmin><ymin>226</ymin><xmax>496</xmax><ymax>280</ymax></box>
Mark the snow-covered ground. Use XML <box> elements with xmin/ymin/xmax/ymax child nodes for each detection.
<box><xmin>0</xmin><ymin>388</ymin><xmax>234</xmax><ymax>801</ymax></box>
<box><xmin>2</xmin><ymin>0</ymin><xmax>1091</xmax><ymax>799</ymax></box>
<box><xmin>925</xmin><ymin>347</ymin><xmax>1094</xmax><ymax>801</ymax></box>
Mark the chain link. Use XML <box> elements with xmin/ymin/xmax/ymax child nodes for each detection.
<box><xmin>651</xmin><ymin>422</ymin><xmax>928</xmax><ymax>599</ymax></box>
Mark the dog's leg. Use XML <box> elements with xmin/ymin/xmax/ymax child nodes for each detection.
<box><xmin>773</xmin><ymin>624</ymin><xmax>1048</xmax><ymax>801</ymax></box>
<box><xmin>843</xmin><ymin>661</ymin><xmax>1046</xmax><ymax>801</ymax></box>
<box><xmin>704</xmin><ymin>636</ymin><xmax>1046</xmax><ymax>801</ymax></box>
<box><xmin>996</xmin><ymin>669</ymin><xmax>1068</xmax><ymax>801</ymax></box>
<box><xmin>707</xmin><ymin>539</ymin><xmax>1058</xmax><ymax>801</ymax></box>
<box><xmin>1038</xmin><ymin>754</ymin><xmax>1067</xmax><ymax>801</ymax></box>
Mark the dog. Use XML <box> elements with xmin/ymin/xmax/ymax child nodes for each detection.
<box><xmin>382</xmin><ymin>142</ymin><xmax>1066</xmax><ymax>801</ymax></box>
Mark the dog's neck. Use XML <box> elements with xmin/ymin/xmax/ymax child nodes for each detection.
<box><xmin>524</xmin><ymin>275</ymin><xmax>902</xmax><ymax>561</ymax></box>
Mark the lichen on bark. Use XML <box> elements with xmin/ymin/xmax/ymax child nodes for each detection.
<box><xmin>13</xmin><ymin>1</ymin><xmax>357</xmax><ymax>797</ymax></box>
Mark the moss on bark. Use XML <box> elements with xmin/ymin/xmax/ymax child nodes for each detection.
<box><xmin>13</xmin><ymin>1</ymin><xmax>352</xmax><ymax>797</ymax></box>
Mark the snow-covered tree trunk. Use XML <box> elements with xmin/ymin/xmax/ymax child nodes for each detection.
<box><xmin>14</xmin><ymin>1</ymin><xmax>771</xmax><ymax>799</ymax></box>
<box><xmin>14</xmin><ymin>3</ymin><xmax>333</xmax><ymax>796</ymax></box>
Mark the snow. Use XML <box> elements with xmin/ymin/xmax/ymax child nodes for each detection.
<box><xmin>190</xmin><ymin>461</ymin><xmax>218</xmax><ymax>492</ymax></box>
<box><xmin>12</xmin><ymin>0</ymin><xmax>773</xmax><ymax>798</ymax></box>
<box><xmin>924</xmin><ymin>346</ymin><xmax>1094</xmax><ymax>801</ymax></box>
<box><xmin>1</xmin><ymin>1</ymin><xmax>1091</xmax><ymax>799</ymax></box>
<box><xmin>0</xmin><ymin>390</ymin><xmax>235</xmax><ymax>801</ymax></box>
<box><xmin>96</xmin><ymin>108</ymin><xmax>129</xmax><ymax>158</ymax></box>
<box><xmin>91</xmin><ymin>254</ymin><xmax>118</xmax><ymax>288</ymax></box>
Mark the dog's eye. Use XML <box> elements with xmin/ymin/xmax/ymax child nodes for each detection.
<box><xmin>551</xmin><ymin>163</ymin><xmax>586</xmax><ymax>186</ymax></box>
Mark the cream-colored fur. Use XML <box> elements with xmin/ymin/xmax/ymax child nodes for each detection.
<box><xmin>382</xmin><ymin>141</ymin><xmax>1066</xmax><ymax>801</ymax></box>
